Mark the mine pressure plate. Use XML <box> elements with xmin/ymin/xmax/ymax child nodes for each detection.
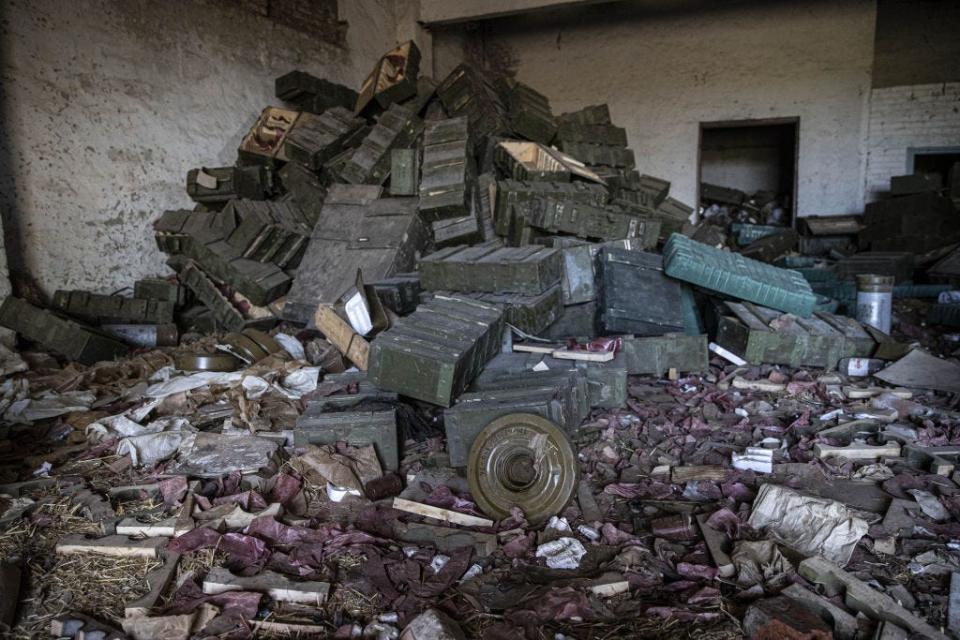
<box><xmin>467</xmin><ymin>412</ymin><xmax>578</xmax><ymax>526</ymax></box>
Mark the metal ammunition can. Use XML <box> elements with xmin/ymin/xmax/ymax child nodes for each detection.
<box><xmin>855</xmin><ymin>274</ymin><xmax>894</xmax><ymax>334</ymax></box>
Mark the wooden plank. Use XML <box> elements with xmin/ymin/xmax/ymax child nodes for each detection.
<box><xmin>841</xmin><ymin>572</ymin><xmax>948</xmax><ymax>639</ymax></box>
<box><xmin>671</xmin><ymin>465</ymin><xmax>727</xmax><ymax>483</ymax></box>
<box><xmin>731</xmin><ymin>376</ymin><xmax>786</xmax><ymax>393</ymax></box>
<box><xmin>116</xmin><ymin>518</ymin><xmax>177</xmax><ymax>538</ymax></box>
<box><xmin>203</xmin><ymin>567</ymin><xmax>329</xmax><ymax>605</ymax></box>
<box><xmin>392</xmin><ymin>497</ymin><xmax>494</xmax><ymax>528</ymax></box>
<box><xmin>248</xmin><ymin>620</ymin><xmax>327</xmax><ymax>636</ymax></box>
<box><xmin>696</xmin><ymin>514</ymin><xmax>735</xmax><ymax>578</ymax></box>
<box><xmin>725</xmin><ymin>301</ymin><xmax>769</xmax><ymax>331</ymax></box>
<box><xmin>550</xmin><ymin>349</ymin><xmax>614</xmax><ymax>362</ymax></box>
<box><xmin>314</xmin><ymin>304</ymin><xmax>369</xmax><ymax>370</ymax></box>
<box><xmin>814</xmin><ymin>442</ymin><xmax>901</xmax><ymax>461</ymax></box>
<box><xmin>56</xmin><ymin>534</ymin><xmax>165</xmax><ymax>559</ymax></box>
<box><xmin>513</xmin><ymin>344</ymin><xmax>558</xmax><ymax>354</ymax></box>
<box><xmin>125</xmin><ymin>551</ymin><xmax>181</xmax><ymax>618</ymax></box>
<box><xmin>122</xmin><ymin>613</ymin><xmax>195</xmax><ymax>640</ymax></box>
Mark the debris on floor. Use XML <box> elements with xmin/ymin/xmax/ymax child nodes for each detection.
<box><xmin>1</xmin><ymin>43</ymin><xmax>960</xmax><ymax>640</ymax></box>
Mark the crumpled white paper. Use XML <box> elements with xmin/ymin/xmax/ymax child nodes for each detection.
<box><xmin>274</xmin><ymin>333</ymin><xmax>306</xmax><ymax>361</ymax></box>
<box><xmin>144</xmin><ymin>371</ymin><xmax>243</xmax><ymax>398</ymax></box>
<box><xmin>4</xmin><ymin>390</ymin><xmax>96</xmax><ymax>423</ymax></box>
<box><xmin>241</xmin><ymin>367</ymin><xmax>319</xmax><ymax>400</ymax></box>
<box><xmin>747</xmin><ymin>484</ymin><xmax>868</xmax><ymax>566</ymax></box>
<box><xmin>86</xmin><ymin>414</ymin><xmax>196</xmax><ymax>467</ymax></box>
<box><xmin>536</xmin><ymin>537</ymin><xmax>587</xmax><ymax>569</ymax></box>
<box><xmin>242</xmin><ymin>376</ymin><xmax>271</xmax><ymax>400</ymax></box>
<box><xmin>280</xmin><ymin>367</ymin><xmax>320</xmax><ymax>397</ymax></box>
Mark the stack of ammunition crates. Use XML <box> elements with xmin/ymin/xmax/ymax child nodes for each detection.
<box><xmin>367</xmin><ymin>295</ymin><xmax>505</xmax><ymax>406</ymax></box>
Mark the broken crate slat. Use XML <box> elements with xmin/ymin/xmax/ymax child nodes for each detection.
<box><xmin>125</xmin><ymin>551</ymin><xmax>181</xmax><ymax>618</ymax></box>
<box><xmin>55</xmin><ymin>534</ymin><xmax>166</xmax><ymax>559</ymax></box>
<box><xmin>392</xmin><ymin>497</ymin><xmax>493</xmax><ymax>528</ymax></box>
<box><xmin>314</xmin><ymin>304</ymin><xmax>369</xmax><ymax>370</ymax></box>
<box><xmin>813</xmin><ymin>442</ymin><xmax>901</xmax><ymax>461</ymax></box>
<box><xmin>203</xmin><ymin>567</ymin><xmax>330</xmax><ymax>605</ymax></box>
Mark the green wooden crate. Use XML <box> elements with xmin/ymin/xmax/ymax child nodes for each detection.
<box><xmin>419</xmin><ymin>116</ymin><xmax>473</xmax><ymax>220</ymax></box>
<box><xmin>619</xmin><ymin>333</ymin><xmax>708</xmax><ymax>377</ymax></box>
<box><xmin>520</xmin><ymin>197</ymin><xmax>659</xmax><ymax>246</ymax></box>
<box><xmin>446</xmin><ymin>369</ymin><xmax>589</xmax><ymax>467</ymax></box>
<box><xmin>715</xmin><ymin>301</ymin><xmax>879</xmax><ymax>368</ymax></box>
<box><xmin>389</xmin><ymin>148</ymin><xmax>419</xmax><ymax>196</ymax></box>
<box><xmin>283</xmin><ymin>107</ymin><xmax>364</xmax><ymax>171</ymax></box>
<box><xmin>557</xmin><ymin>141</ymin><xmax>635</xmax><ymax>168</ymax></box>
<box><xmin>419</xmin><ymin>245</ymin><xmax>561</xmax><ymax>295</ymax></box>
<box><xmin>368</xmin><ymin>295</ymin><xmax>504</xmax><ymax>407</ymax></box>
<box><xmin>186</xmin><ymin>165</ymin><xmax>268</xmax><ymax>204</ymax></box>
<box><xmin>295</xmin><ymin>403</ymin><xmax>399</xmax><ymax>470</ymax></box>
<box><xmin>340</xmin><ymin>103</ymin><xmax>423</xmax><ymax>185</ymax></box>
<box><xmin>0</xmin><ymin>297</ymin><xmax>128</xmax><ymax>365</ymax></box>
<box><xmin>664</xmin><ymin>233</ymin><xmax>816</xmax><ymax>317</ymax></box>
<box><xmin>929</xmin><ymin>303</ymin><xmax>960</xmax><ymax>327</ymax></box>
<box><xmin>596</xmin><ymin>247</ymin><xmax>687</xmax><ymax>336</ymax></box>
<box><xmin>51</xmin><ymin>291</ymin><xmax>174</xmax><ymax>326</ymax></box>
<box><xmin>505</xmin><ymin>81</ymin><xmax>557</xmax><ymax>144</ymax></box>
<box><xmin>557</xmin><ymin>104</ymin><xmax>611</xmax><ymax>126</ymax></box>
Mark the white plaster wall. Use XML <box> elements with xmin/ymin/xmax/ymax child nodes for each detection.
<box><xmin>864</xmin><ymin>82</ymin><xmax>960</xmax><ymax>201</ymax></box>
<box><xmin>0</xmin><ymin>0</ymin><xmax>397</xmax><ymax>295</ymax></box>
<box><xmin>436</xmin><ymin>1</ymin><xmax>876</xmax><ymax>217</ymax></box>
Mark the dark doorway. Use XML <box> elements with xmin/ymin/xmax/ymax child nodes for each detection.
<box><xmin>698</xmin><ymin>118</ymin><xmax>799</xmax><ymax>227</ymax></box>
<box><xmin>909</xmin><ymin>147</ymin><xmax>960</xmax><ymax>186</ymax></box>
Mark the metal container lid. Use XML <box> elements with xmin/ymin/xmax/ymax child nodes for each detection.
<box><xmin>856</xmin><ymin>273</ymin><xmax>895</xmax><ymax>291</ymax></box>
<box><xmin>173</xmin><ymin>352</ymin><xmax>242</xmax><ymax>372</ymax></box>
<box><xmin>467</xmin><ymin>413</ymin><xmax>578</xmax><ymax>526</ymax></box>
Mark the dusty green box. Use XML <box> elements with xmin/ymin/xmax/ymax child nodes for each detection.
<box><xmin>187</xmin><ymin>165</ymin><xmax>268</xmax><ymax>204</ymax></box>
<box><xmin>51</xmin><ymin>290</ymin><xmax>175</xmax><ymax>325</ymax></box>
<box><xmin>340</xmin><ymin>103</ymin><xmax>423</xmax><ymax>185</ymax></box>
<box><xmin>446</xmin><ymin>369</ymin><xmax>589</xmax><ymax>467</ymax></box>
<box><xmin>177</xmin><ymin>261</ymin><xmax>247</xmax><ymax>332</ymax></box>
<box><xmin>283</xmin><ymin>107</ymin><xmax>364</xmax><ymax>171</ymax></box>
<box><xmin>596</xmin><ymin>247</ymin><xmax>686</xmax><ymax>336</ymax></box>
<box><xmin>368</xmin><ymin>295</ymin><xmax>504</xmax><ymax>407</ymax></box>
<box><xmin>389</xmin><ymin>148</ymin><xmax>420</xmax><ymax>196</ymax></box>
<box><xmin>619</xmin><ymin>334</ymin><xmax>708</xmax><ymax>377</ymax></box>
<box><xmin>295</xmin><ymin>398</ymin><xmax>399</xmax><ymax>470</ymax></box>
<box><xmin>419</xmin><ymin>116</ymin><xmax>473</xmax><ymax>220</ymax></box>
<box><xmin>715</xmin><ymin>301</ymin><xmax>878</xmax><ymax>368</ymax></box>
<box><xmin>419</xmin><ymin>245</ymin><xmax>561</xmax><ymax>295</ymax></box>
<box><xmin>521</xmin><ymin>197</ymin><xmax>659</xmax><ymax>246</ymax></box>
<box><xmin>664</xmin><ymin>233</ymin><xmax>816</xmax><ymax>317</ymax></box>
<box><xmin>0</xmin><ymin>297</ymin><xmax>128</xmax><ymax>365</ymax></box>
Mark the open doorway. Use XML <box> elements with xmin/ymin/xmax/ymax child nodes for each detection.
<box><xmin>697</xmin><ymin>118</ymin><xmax>799</xmax><ymax>228</ymax></box>
<box><xmin>908</xmin><ymin>147</ymin><xmax>960</xmax><ymax>187</ymax></box>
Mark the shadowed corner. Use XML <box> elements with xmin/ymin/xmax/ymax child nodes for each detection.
<box><xmin>0</xmin><ymin>0</ymin><xmax>43</xmax><ymax>307</ymax></box>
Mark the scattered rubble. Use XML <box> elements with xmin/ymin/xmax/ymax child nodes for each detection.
<box><xmin>1</xmin><ymin>41</ymin><xmax>960</xmax><ymax>640</ymax></box>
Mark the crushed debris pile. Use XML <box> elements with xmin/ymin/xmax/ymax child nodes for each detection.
<box><xmin>1</xmin><ymin>40</ymin><xmax>960</xmax><ymax>640</ymax></box>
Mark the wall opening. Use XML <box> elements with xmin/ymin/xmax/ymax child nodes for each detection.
<box><xmin>698</xmin><ymin>118</ymin><xmax>799</xmax><ymax>227</ymax></box>
<box><xmin>908</xmin><ymin>147</ymin><xmax>960</xmax><ymax>186</ymax></box>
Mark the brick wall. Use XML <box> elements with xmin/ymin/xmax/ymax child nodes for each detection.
<box><xmin>864</xmin><ymin>82</ymin><xmax>960</xmax><ymax>201</ymax></box>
